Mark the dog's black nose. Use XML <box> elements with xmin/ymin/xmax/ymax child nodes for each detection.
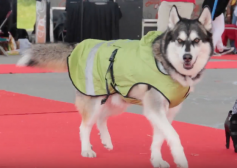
<box><xmin>183</xmin><ymin>54</ymin><xmax>192</xmax><ymax>62</ymax></box>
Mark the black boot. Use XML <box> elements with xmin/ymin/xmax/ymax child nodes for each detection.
<box><xmin>224</xmin><ymin>110</ymin><xmax>237</xmax><ymax>153</ymax></box>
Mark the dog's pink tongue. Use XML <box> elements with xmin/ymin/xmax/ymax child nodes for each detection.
<box><xmin>184</xmin><ymin>62</ymin><xmax>193</xmax><ymax>69</ymax></box>
<box><xmin>184</xmin><ymin>63</ymin><xmax>192</xmax><ymax>68</ymax></box>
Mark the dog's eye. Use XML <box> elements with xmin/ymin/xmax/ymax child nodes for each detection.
<box><xmin>177</xmin><ymin>38</ymin><xmax>184</xmax><ymax>44</ymax></box>
<box><xmin>194</xmin><ymin>38</ymin><xmax>200</xmax><ymax>43</ymax></box>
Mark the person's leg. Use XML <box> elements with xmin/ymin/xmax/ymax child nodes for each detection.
<box><xmin>157</xmin><ymin>1</ymin><xmax>171</xmax><ymax>32</ymax></box>
<box><xmin>212</xmin><ymin>14</ymin><xmax>225</xmax><ymax>50</ymax></box>
<box><xmin>216</xmin><ymin>37</ymin><xmax>224</xmax><ymax>52</ymax></box>
<box><xmin>230</xmin><ymin>9</ymin><xmax>237</xmax><ymax>53</ymax></box>
<box><xmin>217</xmin><ymin>9</ymin><xmax>237</xmax><ymax>51</ymax></box>
<box><xmin>212</xmin><ymin>13</ymin><xmax>234</xmax><ymax>56</ymax></box>
<box><xmin>232</xmin><ymin>6</ymin><xmax>237</xmax><ymax>25</ymax></box>
<box><xmin>230</xmin><ymin>40</ymin><xmax>236</xmax><ymax>52</ymax></box>
<box><xmin>232</xmin><ymin>97</ymin><xmax>237</xmax><ymax>115</ymax></box>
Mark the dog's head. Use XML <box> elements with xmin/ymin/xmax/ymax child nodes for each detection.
<box><xmin>162</xmin><ymin>6</ymin><xmax>213</xmax><ymax>77</ymax></box>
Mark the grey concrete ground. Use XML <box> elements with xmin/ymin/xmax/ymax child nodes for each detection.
<box><xmin>0</xmin><ymin>55</ymin><xmax>236</xmax><ymax>129</ymax></box>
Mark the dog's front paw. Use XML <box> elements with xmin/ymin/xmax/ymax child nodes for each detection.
<box><xmin>81</xmin><ymin>150</ymin><xmax>97</xmax><ymax>158</ymax></box>
<box><xmin>151</xmin><ymin>158</ymin><xmax>170</xmax><ymax>168</ymax></box>
<box><xmin>103</xmin><ymin>141</ymin><xmax>113</xmax><ymax>150</ymax></box>
<box><xmin>176</xmin><ymin>162</ymin><xmax>188</xmax><ymax>168</ymax></box>
<box><xmin>174</xmin><ymin>156</ymin><xmax>188</xmax><ymax>168</ymax></box>
<box><xmin>172</xmin><ymin>147</ymin><xmax>188</xmax><ymax>168</ymax></box>
<box><xmin>100</xmin><ymin>133</ymin><xmax>113</xmax><ymax>150</ymax></box>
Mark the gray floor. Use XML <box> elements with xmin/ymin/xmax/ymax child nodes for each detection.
<box><xmin>1</xmin><ymin>55</ymin><xmax>236</xmax><ymax>129</ymax></box>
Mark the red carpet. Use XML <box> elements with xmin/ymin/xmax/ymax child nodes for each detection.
<box><xmin>0</xmin><ymin>90</ymin><xmax>236</xmax><ymax>168</ymax></box>
<box><xmin>0</xmin><ymin>64</ymin><xmax>53</xmax><ymax>74</ymax></box>
<box><xmin>0</xmin><ymin>90</ymin><xmax>76</xmax><ymax>115</ymax></box>
<box><xmin>205</xmin><ymin>61</ymin><xmax>237</xmax><ymax>69</ymax></box>
<box><xmin>212</xmin><ymin>55</ymin><xmax>237</xmax><ymax>61</ymax></box>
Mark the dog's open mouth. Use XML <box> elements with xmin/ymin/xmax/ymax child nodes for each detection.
<box><xmin>183</xmin><ymin>62</ymin><xmax>193</xmax><ymax>70</ymax></box>
<box><xmin>183</xmin><ymin>58</ymin><xmax>197</xmax><ymax>70</ymax></box>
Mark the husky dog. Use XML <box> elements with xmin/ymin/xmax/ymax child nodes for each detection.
<box><xmin>17</xmin><ymin>6</ymin><xmax>213</xmax><ymax>168</ymax></box>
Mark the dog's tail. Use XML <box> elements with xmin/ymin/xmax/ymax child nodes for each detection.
<box><xmin>17</xmin><ymin>43</ymin><xmax>76</xmax><ymax>72</ymax></box>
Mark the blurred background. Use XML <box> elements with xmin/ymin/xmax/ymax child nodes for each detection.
<box><xmin>0</xmin><ymin>0</ymin><xmax>235</xmax><ymax>55</ymax></box>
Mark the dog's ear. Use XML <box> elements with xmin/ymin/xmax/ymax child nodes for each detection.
<box><xmin>198</xmin><ymin>6</ymin><xmax>212</xmax><ymax>31</ymax></box>
<box><xmin>168</xmin><ymin>5</ymin><xmax>180</xmax><ymax>30</ymax></box>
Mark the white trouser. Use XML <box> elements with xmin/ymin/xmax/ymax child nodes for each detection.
<box><xmin>212</xmin><ymin>13</ymin><xmax>225</xmax><ymax>51</ymax></box>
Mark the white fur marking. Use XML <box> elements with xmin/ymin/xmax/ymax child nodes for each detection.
<box><xmin>179</xmin><ymin>31</ymin><xmax>187</xmax><ymax>41</ymax></box>
<box><xmin>189</xmin><ymin>31</ymin><xmax>199</xmax><ymax>41</ymax></box>
<box><xmin>16</xmin><ymin>52</ymin><xmax>32</xmax><ymax>66</ymax></box>
<box><xmin>185</xmin><ymin>77</ymin><xmax>194</xmax><ymax>87</ymax></box>
<box><xmin>157</xmin><ymin>61</ymin><xmax>168</xmax><ymax>75</ymax></box>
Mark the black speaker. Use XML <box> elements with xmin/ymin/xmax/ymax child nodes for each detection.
<box><xmin>11</xmin><ymin>0</ymin><xmax>17</xmax><ymax>26</ymax></box>
<box><xmin>116</xmin><ymin>0</ymin><xmax>143</xmax><ymax>40</ymax></box>
<box><xmin>65</xmin><ymin>0</ymin><xmax>83</xmax><ymax>43</ymax></box>
<box><xmin>0</xmin><ymin>0</ymin><xmax>13</xmax><ymax>37</ymax></box>
<box><xmin>66</xmin><ymin>0</ymin><xmax>82</xmax><ymax>11</ymax></box>
<box><xmin>46</xmin><ymin>0</ymin><xmax>50</xmax><ymax>42</ymax></box>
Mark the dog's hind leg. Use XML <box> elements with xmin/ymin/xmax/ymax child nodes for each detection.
<box><xmin>75</xmin><ymin>91</ymin><xmax>105</xmax><ymax>158</ymax></box>
<box><xmin>97</xmin><ymin>108</ymin><xmax>113</xmax><ymax>150</ymax></box>
<box><xmin>97</xmin><ymin>94</ymin><xmax>129</xmax><ymax>150</ymax></box>
<box><xmin>143</xmin><ymin>89</ymin><xmax>188</xmax><ymax>168</ymax></box>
